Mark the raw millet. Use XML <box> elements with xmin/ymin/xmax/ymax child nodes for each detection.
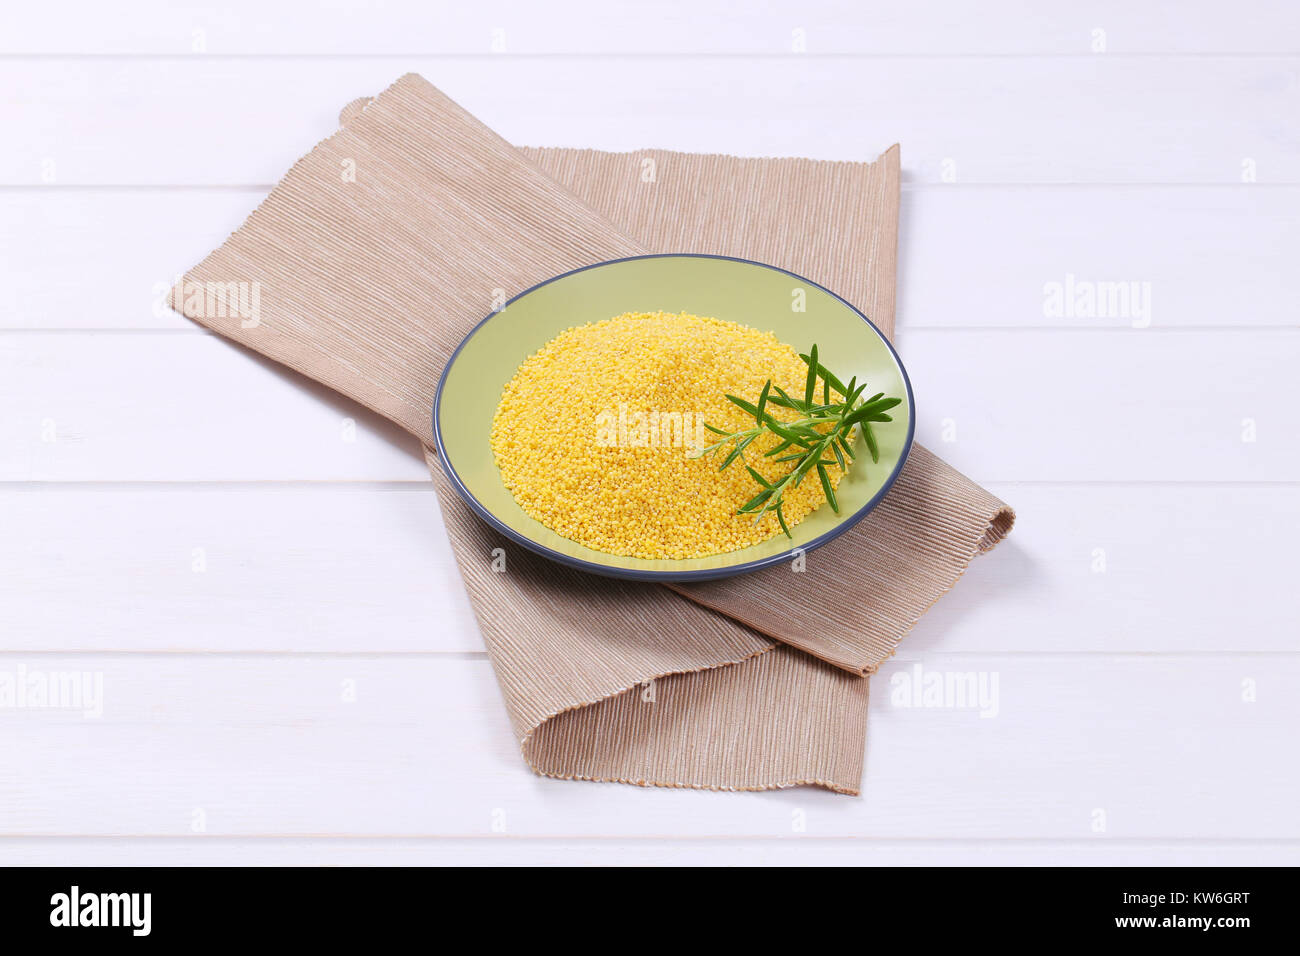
<box><xmin>490</xmin><ymin>311</ymin><xmax>844</xmax><ymax>560</ymax></box>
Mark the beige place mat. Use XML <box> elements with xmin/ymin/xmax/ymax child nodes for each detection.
<box><xmin>171</xmin><ymin>74</ymin><xmax>1012</xmax><ymax>793</ymax></box>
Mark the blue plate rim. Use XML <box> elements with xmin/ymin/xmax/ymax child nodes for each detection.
<box><xmin>432</xmin><ymin>252</ymin><xmax>916</xmax><ymax>582</ymax></box>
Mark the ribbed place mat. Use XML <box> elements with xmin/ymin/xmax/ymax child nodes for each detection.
<box><xmin>171</xmin><ymin>74</ymin><xmax>1012</xmax><ymax>793</ymax></box>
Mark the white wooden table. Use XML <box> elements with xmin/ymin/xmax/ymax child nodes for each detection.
<box><xmin>2</xmin><ymin>1</ymin><xmax>1297</xmax><ymax>866</ymax></box>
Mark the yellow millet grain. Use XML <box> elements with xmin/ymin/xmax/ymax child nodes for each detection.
<box><xmin>490</xmin><ymin>311</ymin><xmax>846</xmax><ymax>560</ymax></box>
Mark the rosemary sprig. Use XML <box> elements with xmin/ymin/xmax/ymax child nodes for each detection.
<box><xmin>693</xmin><ymin>344</ymin><xmax>902</xmax><ymax>537</ymax></box>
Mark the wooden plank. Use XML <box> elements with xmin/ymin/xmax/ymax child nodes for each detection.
<box><xmin>0</xmin><ymin>654</ymin><xmax>1292</xmax><ymax>837</ymax></box>
<box><xmin>897</xmin><ymin>328</ymin><xmax>1299</xmax><ymax>481</ymax></box>
<box><xmin>4</xmin><ymin>1</ymin><xmax>1297</xmax><ymax>55</ymax></box>
<box><xmin>2</xmin><ymin>330</ymin><xmax>1294</xmax><ymax>481</ymax></box>
<box><xmin>1</xmin><ymin>837</ymin><xmax>1295</xmax><ymax>867</ymax></box>
<box><xmin>6</xmin><ymin>185</ymin><xmax>1296</xmax><ymax>331</ymax></box>
<box><xmin>2</xmin><ymin>57</ymin><xmax>1295</xmax><ymax>184</ymax></box>
<box><xmin>880</xmin><ymin>483</ymin><xmax>1300</xmax><ymax>654</ymax></box>
<box><xmin>0</xmin><ymin>484</ymin><xmax>476</xmax><ymax>653</ymax></box>
<box><xmin>0</xmin><ymin>189</ymin><xmax>267</xmax><ymax>331</ymax></box>
<box><xmin>2</xmin><ymin>483</ymin><xmax>1294</xmax><ymax>654</ymax></box>
<box><xmin>0</xmin><ymin>333</ymin><xmax>431</xmax><ymax>482</ymax></box>
<box><xmin>900</xmin><ymin>185</ymin><xmax>1300</xmax><ymax>330</ymax></box>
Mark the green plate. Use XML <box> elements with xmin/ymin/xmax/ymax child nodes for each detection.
<box><xmin>433</xmin><ymin>254</ymin><xmax>914</xmax><ymax>581</ymax></box>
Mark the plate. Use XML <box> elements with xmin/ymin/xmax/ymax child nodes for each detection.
<box><xmin>433</xmin><ymin>254</ymin><xmax>914</xmax><ymax>581</ymax></box>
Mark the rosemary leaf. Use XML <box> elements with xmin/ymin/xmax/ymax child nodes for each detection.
<box><xmin>803</xmin><ymin>344</ymin><xmax>819</xmax><ymax>406</ymax></box>
<box><xmin>797</xmin><ymin>352</ymin><xmax>848</xmax><ymax>397</ymax></box>
<box><xmin>755</xmin><ymin>380</ymin><xmax>772</xmax><ymax>423</ymax></box>
<box><xmin>775</xmin><ymin>504</ymin><xmax>792</xmax><ymax>538</ymax></box>
<box><xmin>863</xmin><ymin>422</ymin><xmax>880</xmax><ymax>463</ymax></box>
<box><xmin>817</xmin><ymin>463</ymin><xmax>839</xmax><ymax>513</ymax></box>
<box><xmin>725</xmin><ymin>394</ymin><xmax>763</xmax><ymax>419</ymax></box>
